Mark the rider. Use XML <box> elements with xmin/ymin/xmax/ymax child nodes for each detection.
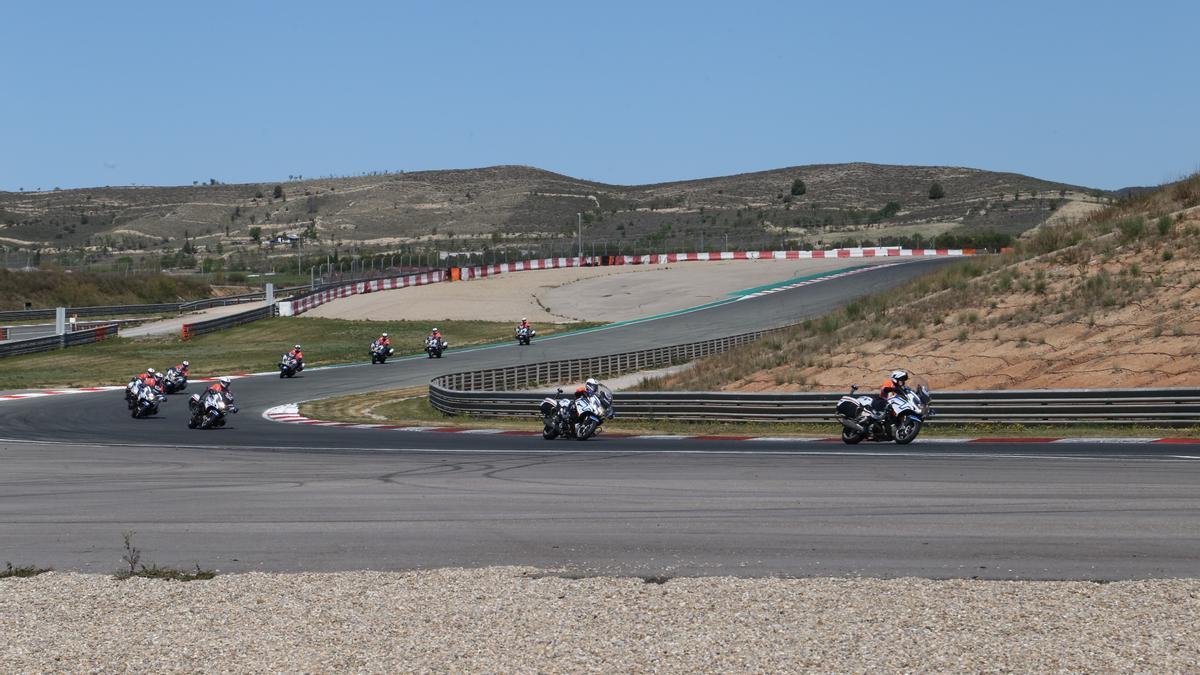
<box><xmin>880</xmin><ymin>370</ymin><xmax>910</xmax><ymax>400</ymax></box>
<box><xmin>175</xmin><ymin>360</ymin><xmax>190</xmax><ymax>377</ymax></box>
<box><xmin>376</xmin><ymin>332</ymin><xmax>392</xmax><ymax>352</ymax></box>
<box><xmin>517</xmin><ymin>317</ymin><xmax>532</xmax><ymax>332</ymax></box>
<box><xmin>136</xmin><ymin>367</ymin><xmax>157</xmax><ymax>385</ymax></box>
<box><xmin>206</xmin><ymin>376</ymin><xmax>234</xmax><ymax>403</ymax></box>
<box><xmin>288</xmin><ymin>344</ymin><xmax>305</xmax><ymax>371</ymax></box>
<box><xmin>429</xmin><ymin>327</ymin><xmax>443</xmax><ymax>344</ymax></box>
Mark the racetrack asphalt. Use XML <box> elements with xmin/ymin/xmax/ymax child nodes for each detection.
<box><xmin>3</xmin><ymin>257</ymin><xmax>1199</xmax><ymax>579</ymax></box>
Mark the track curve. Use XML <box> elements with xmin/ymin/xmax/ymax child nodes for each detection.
<box><xmin>3</xmin><ymin>257</ymin><xmax>1199</xmax><ymax>579</ymax></box>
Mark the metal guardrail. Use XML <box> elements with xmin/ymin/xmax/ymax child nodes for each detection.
<box><xmin>429</xmin><ymin>331</ymin><xmax>1200</xmax><ymax>426</ymax></box>
<box><xmin>0</xmin><ymin>285</ymin><xmax>308</xmax><ymax>322</ymax></box>
<box><xmin>0</xmin><ymin>323</ymin><xmax>120</xmax><ymax>358</ymax></box>
<box><xmin>182</xmin><ymin>303</ymin><xmax>278</xmax><ymax>339</ymax></box>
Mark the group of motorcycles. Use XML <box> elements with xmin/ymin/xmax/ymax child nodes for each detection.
<box><xmin>125</xmin><ymin>366</ymin><xmax>189</xmax><ymax>418</ymax></box>
<box><xmin>126</xmin><ymin>315</ymin><xmax>933</xmax><ymax>443</ymax></box>
<box><xmin>125</xmin><ymin>366</ymin><xmax>239</xmax><ymax>429</ymax></box>
<box><xmin>366</xmin><ymin>323</ymin><xmax>535</xmax><ymax>366</ymax></box>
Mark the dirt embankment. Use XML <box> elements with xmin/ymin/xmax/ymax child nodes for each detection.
<box><xmin>650</xmin><ymin>178</ymin><xmax>1200</xmax><ymax>392</ymax></box>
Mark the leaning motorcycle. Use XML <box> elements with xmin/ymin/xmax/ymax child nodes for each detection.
<box><xmin>161</xmin><ymin>367</ymin><xmax>188</xmax><ymax>394</ymax></box>
<box><xmin>835</xmin><ymin>375</ymin><xmax>932</xmax><ymax>445</ymax></box>
<box><xmin>539</xmin><ymin>385</ymin><xmax>614</xmax><ymax>441</ymax></box>
<box><xmin>188</xmin><ymin>390</ymin><xmax>238</xmax><ymax>429</ymax></box>
<box><xmin>370</xmin><ymin>340</ymin><xmax>393</xmax><ymax>364</ymax></box>
<box><xmin>279</xmin><ymin>353</ymin><xmax>300</xmax><ymax>378</ymax></box>
<box><xmin>425</xmin><ymin>336</ymin><xmax>447</xmax><ymax>358</ymax></box>
<box><xmin>515</xmin><ymin>326</ymin><xmax>535</xmax><ymax>346</ymax></box>
<box><xmin>130</xmin><ymin>382</ymin><xmax>165</xmax><ymax>419</ymax></box>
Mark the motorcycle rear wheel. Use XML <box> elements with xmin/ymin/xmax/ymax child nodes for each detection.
<box><xmin>841</xmin><ymin>427</ymin><xmax>864</xmax><ymax>444</ymax></box>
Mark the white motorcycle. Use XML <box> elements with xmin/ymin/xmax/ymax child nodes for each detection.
<box><xmin>835</xmin><ymin>375</ymin><xmax>933</xmax><ymax>445</ymax></box>
<box><xmin>130</xmin><ymin>381</ymin><xmax>165</xmax><ymax>419</ymax></box>
<box><xmin>188</xmin><ymin>390</ymin><xmax>238</xmax><ymax>429</ymax></box>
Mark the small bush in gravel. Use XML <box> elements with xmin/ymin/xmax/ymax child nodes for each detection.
<box><xmin>113</xmin><ymin>531</ymin><xmax>216</xmax><ymax>582</ymax></box>
<box><xmin>1</xmin><ymin>562</ymin><xmax>52</xmax><ymax>579</ymax></box>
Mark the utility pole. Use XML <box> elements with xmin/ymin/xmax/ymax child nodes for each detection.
<box><xmin>576</xmin><ymin>212</ymin><xmax>582</xmax><ymax>260</ymax></box>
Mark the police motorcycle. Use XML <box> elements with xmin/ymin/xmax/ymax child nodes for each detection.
<box><xmin>835</xmin><ymin>373</ymin><xmax>932</xmax><ymax>445</ymax></box>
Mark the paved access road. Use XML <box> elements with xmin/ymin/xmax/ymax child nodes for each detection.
<box><xmin>3</xmin><ymin>258</ymin><xmax>1198</xmax><ymax>579</ymax></box>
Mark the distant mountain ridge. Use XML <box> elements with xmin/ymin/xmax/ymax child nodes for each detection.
<box><xmin>0</xmin><ymin>163</ymin><xmax>1109</xmax><ymax>254</ymax></box>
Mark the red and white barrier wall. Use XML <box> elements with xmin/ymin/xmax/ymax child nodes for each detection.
<box><xmin>458</xmin><ymin>248</ymin><xmax>974</xmax><ymax>280</ymax></box>
<box><xmin>280</xmin><ymin>271</ymin><xmax>444</xmax><ymax>316</ymax></box>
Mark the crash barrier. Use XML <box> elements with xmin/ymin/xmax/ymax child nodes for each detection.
<box><xmin>430</xmin><ymin>336</ymin><xmax>1200</xmax><ymax>425</ymax></box>
<box><xmin>0</xmin><ymin>289</ymin><xmax>295</xmax><ymax>323</ymax></box>
<box><xmin>182</xmin><ymin>303</ymin><xmax>278</xmax><ymax>340</ymax></box>
<box><xmin>281</xmin><ymin>271</ymin><xmax>446</xmax><ymax>316</ymax></box>
<box><xmin>0</xmin><ymin>319</ymin><xmax>141</xmax><ymax>343</ymax></box>
<box><xmin>430</xmin><ymin>328</ymin><xmax>777</xmax><ymax>412</ymax></box>
<box><xmin>0</xmin><ymin>323</ymin><xmax>120</xmax><ymax>358</ymax></box>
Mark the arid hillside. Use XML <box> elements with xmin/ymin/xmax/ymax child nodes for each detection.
<box><xmin>0</xmin><ymin>163</ymin><xmax>1104</xmax><ymax>257</ymax></box>
<box><xmin>644</xmin><ymin>174</ymin><xmax>1200</xmax><ymax>391</ymax></box>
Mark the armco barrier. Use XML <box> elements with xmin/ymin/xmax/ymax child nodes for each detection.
<box><xmin>182</xmin><ymin>304</ymin><xmax>277</xmax><ymax>339</ymax></box>
<box><xmin>284</xmin><ymin>271</ymin><xmax>445</xmax><ymax>316</ymax></box>
<box><xmin>0</xmin><ymin>323</ymin><xmax>121</xmax><ymax>358</ymax></box>
<box><xmin>429</xmin><ymin>330</ymin><xmax>1200</xmax><ymax>426</ymax></box>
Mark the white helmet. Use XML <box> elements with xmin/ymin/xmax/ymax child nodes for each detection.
<box><xmin>294</xmin><ymin>344</ymin><xmax>301</xmax><ymax>350</ymax></box>
<box><xmin>585</xmin><ymin>377</ymin><xmax>598</xmax><ymax>393</ymax></box>
<box><xmin>432</xmin><ymin>327</ymin><xmax>439</xmax><ymax>332</ymax></box>
<box><xmin>381</xmin><ymin>332</ymin><xmax>388</xmax><ymax>338</ymax></box>
<box><xmin>521</xmin><ymin>317</ymin><xmax>527</xmax><ymax>322</ymax></box>
<box><xmin>890</xmin><ymin>370</ymin><xmax>909</xmax><ymax>384</ymax></box>
<box><xmin>219</xmin><ymin>376</ymin><xmax>232</xmax><ymax>387</ymax></box>
<box><xmin>182</xmin><ymin>360</ymin><xmax>189</xmax><ymax>367</ymax></box>
<box><xmin>147</xmin><ymin>367</ymin><xmax>156</xmax><ymax>375</ymax></box>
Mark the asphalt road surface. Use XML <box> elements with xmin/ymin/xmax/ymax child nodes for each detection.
<box><xmin>3</xmin><ymin>258</ymin><xmax>1198</xmax><ymax>579</ymax></box>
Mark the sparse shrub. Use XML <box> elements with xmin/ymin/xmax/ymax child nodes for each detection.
<box><xmin>1157</xmin><ymin>216</ymin><xmax>1172</xmax><ymax>236</ymax></box>
<box><xmin>1163</xmin><ymin>250</ymin><xmax>1174</xmax><ymax>261</ymax></box>
<box><xmin>928</xmin><ymin>182</ymin><xmax>945</xmax><ymax>200</ymax></box>
<box><xmin>273</xmin><ymin>185</ymin><xmax>284</xmax><ymax>200</ymax></box>
<box><xmin>1117</xmin><ymin>217</ymin><xmax>1145</xmax><ymax>241</ymax></box>
<box><xmin>790</xmin><ymin>178</ymin><xmax>807</xmax><ymax>196</ymax></box>
<box><xmin>956</xmin><ymin>328</ymin><xmax>969</xmax><ymax>342</ymax></box>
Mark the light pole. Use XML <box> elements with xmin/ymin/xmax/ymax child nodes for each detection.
<box><xmin>576</xmin><ymin>212</ymin><xmax>582</xmax><ymax>260</ymax></box>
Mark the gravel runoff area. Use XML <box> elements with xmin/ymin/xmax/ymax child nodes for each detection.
<box><xmin>4</xmin><ymin>569</ymin><xmax>1198</xmax><ymax>672</ymax></box>
<box><xmin>304</xmin><ymin>258</ymin><xmax>880</xmax><ymax>324</ymax></box>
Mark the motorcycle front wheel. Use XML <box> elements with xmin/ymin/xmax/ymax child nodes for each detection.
<box><xmin>892</xmin><ymin>417</ymin><xmax>922</xmax><ymax>445</ymax></box>
<box><xmin>576</xmin><ymin>421</ymin><xmax>597</xmax><ymax>440</ymax></box>
<box><xmin>542</xmin><ymin>424</ymin><xmax>559</xmax><ymax>440</ymax></box>
<box><xmin>841</xmin><ymin>427</ymin><xmax>864</xmax><ymax>445</ymax></box>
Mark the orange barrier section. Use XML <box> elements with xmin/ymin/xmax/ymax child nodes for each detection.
<box><xmin>449</xmin><ymin>267</ymin><xmax>461</xmax><ymax>281</ymax></box>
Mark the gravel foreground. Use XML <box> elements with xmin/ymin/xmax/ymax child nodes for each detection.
<box><xmin>3</xmin><ymin>568</ymin><xmax>1198</xmax><ymax>673</ymax></box>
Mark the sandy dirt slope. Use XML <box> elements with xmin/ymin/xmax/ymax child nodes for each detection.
<box><xmin>305</xmin><ymin>258</ymin><xmax>880</xmax><ymax>323</ymax></box>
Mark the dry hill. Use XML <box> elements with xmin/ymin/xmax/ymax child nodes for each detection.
<box><xmin>0</xmin><ymin>164</ymin><xmax>1105</xmax><ymax>261</ymax></box>
<box><xmin>643</xmin><ymin>174</ymin><xmax>1200</xmax><ymax>391</ymax></box>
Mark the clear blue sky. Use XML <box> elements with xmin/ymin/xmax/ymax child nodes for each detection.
<box><xmin>4</xmin><ymin>0</ymin><xmax>1197</xmax><ymax>191</ymax></box>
